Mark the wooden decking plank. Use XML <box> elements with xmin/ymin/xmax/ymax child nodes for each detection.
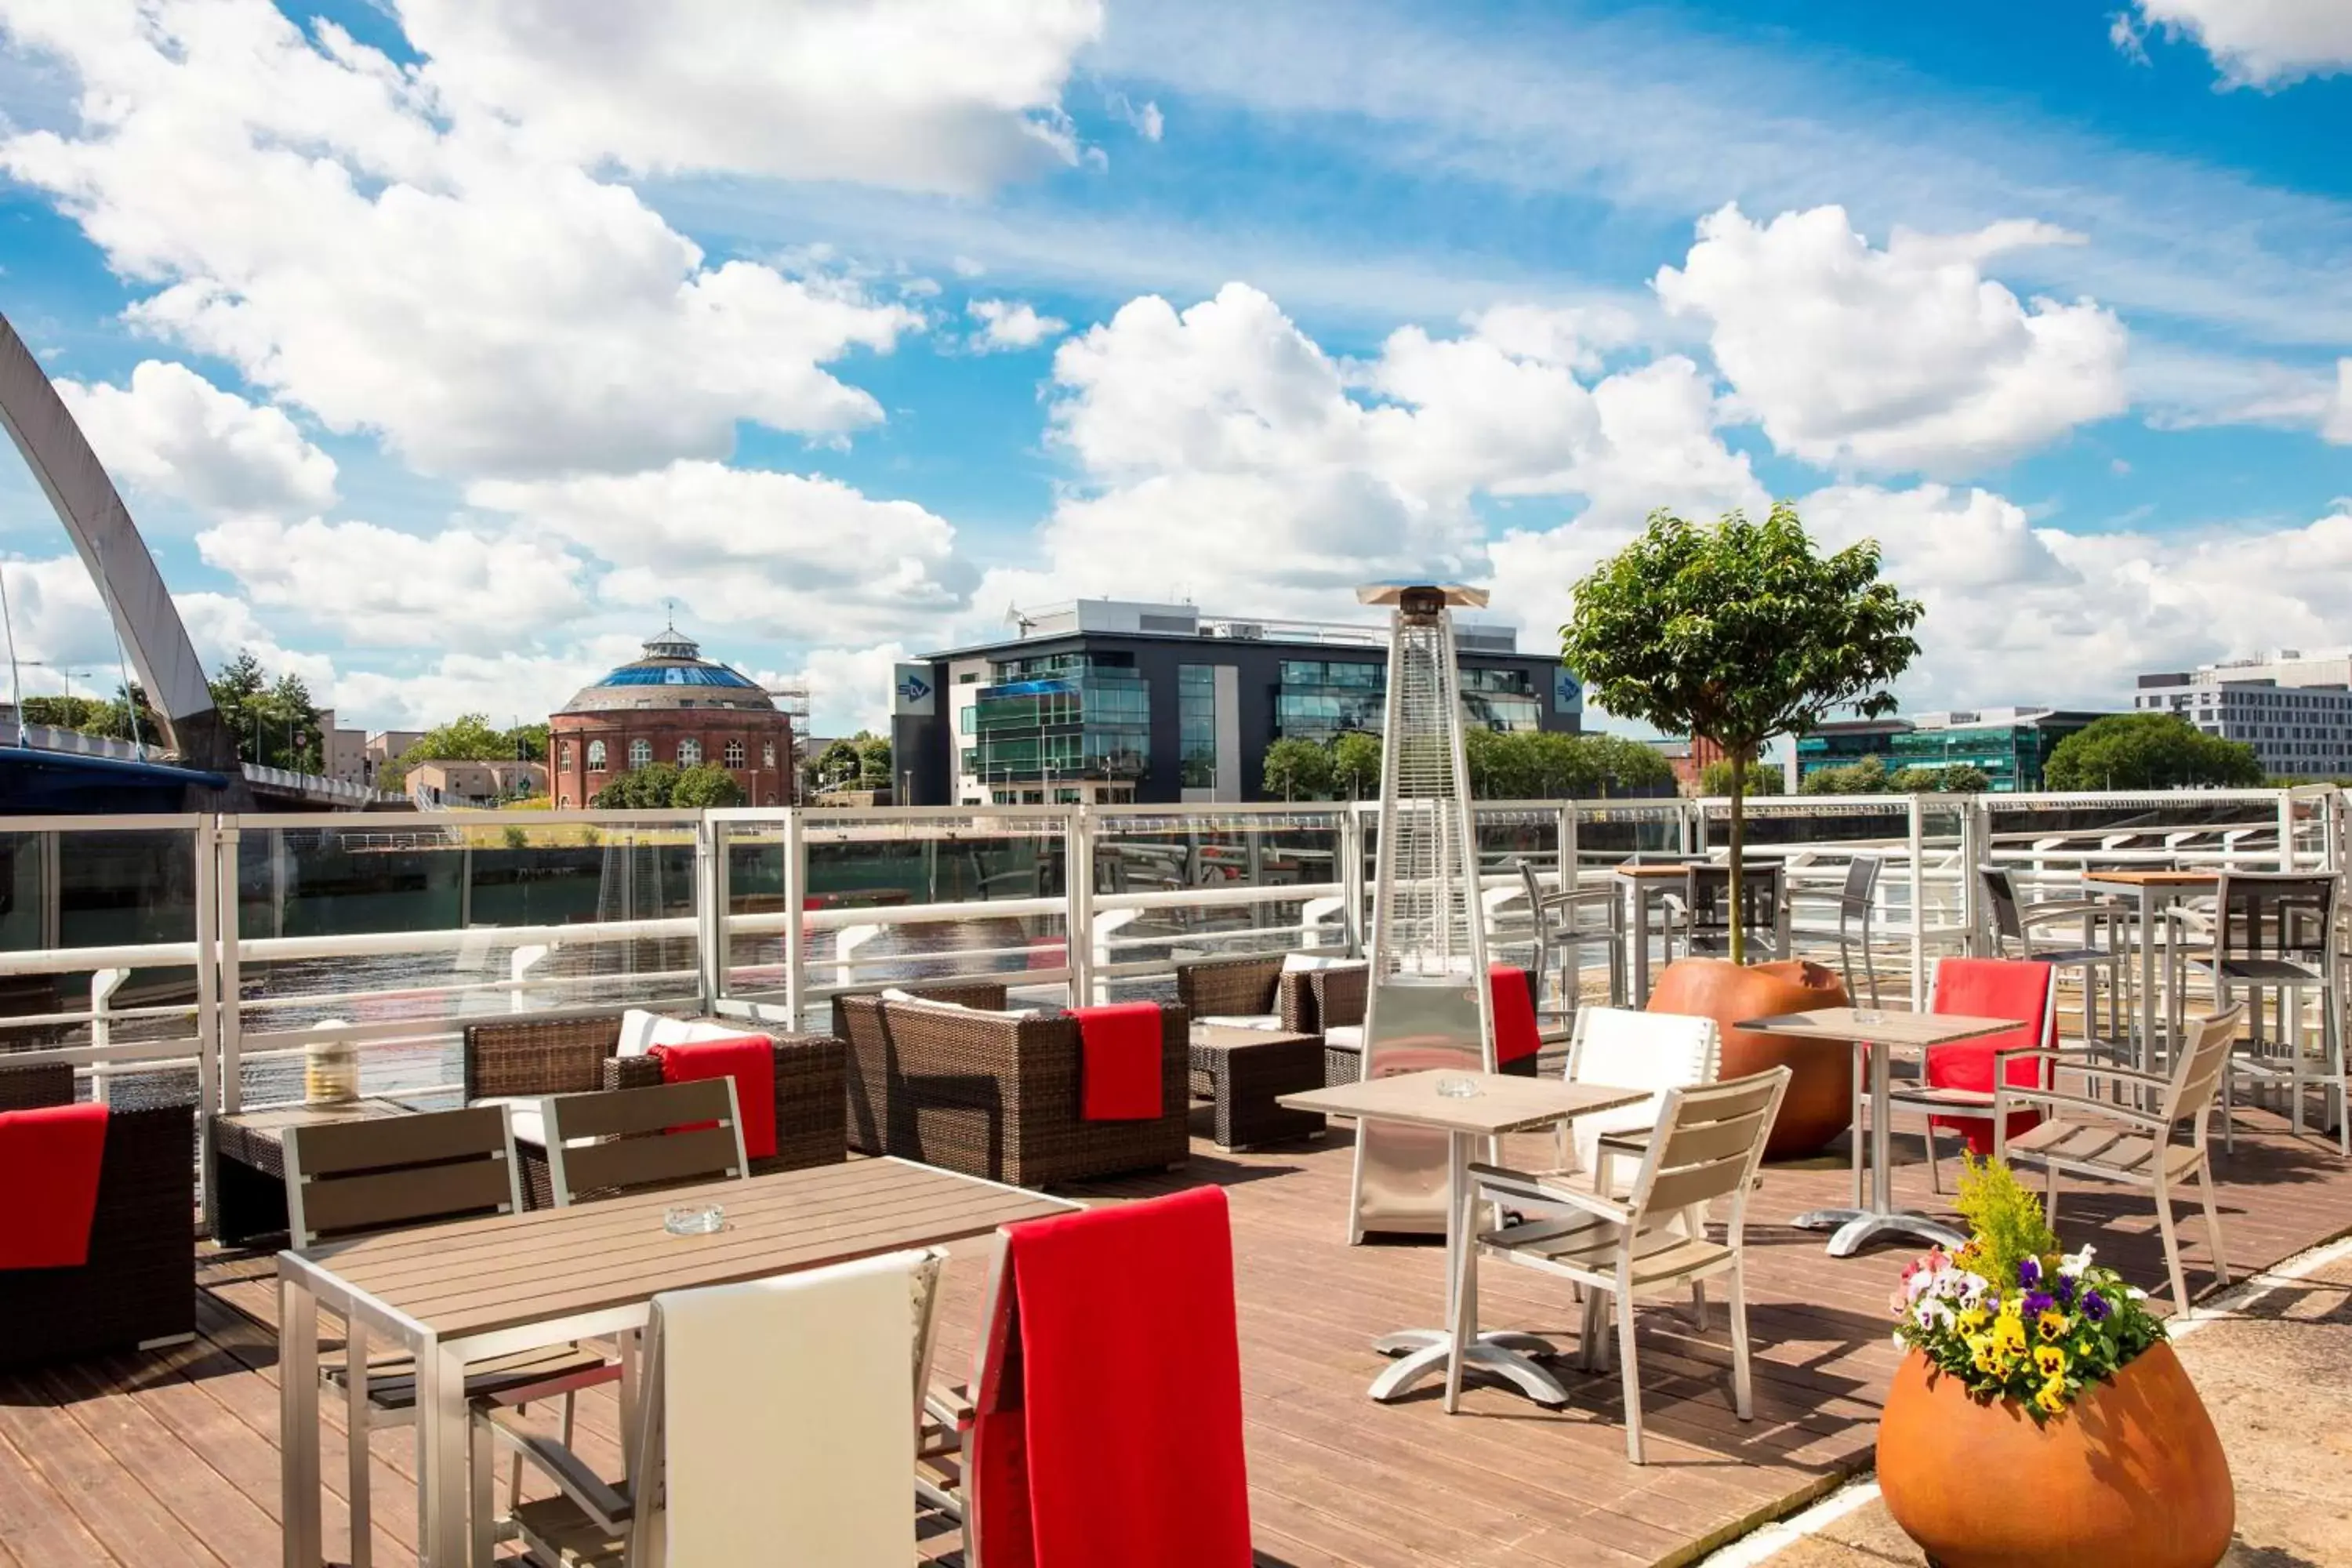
<box><xmin>0</xmin><ymin>1371</ymin><xmax>224</xmax><ymax>1567</ymax></box>
<box><xmin>0</xmin><ymin>1398</ymin><xmax>114</xmax><ymax>1567</ymax></box>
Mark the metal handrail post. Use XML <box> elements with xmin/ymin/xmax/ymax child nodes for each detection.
<box><xmin>1907</xmin><ymin>795</ymin><xmax>1926</xmax><ymax>1007</ymax></box>
<box><xmin>194</xmin><ymin>814</ymin><xmax>221</xmax><ymax>1234</ymax></box>
<box><xmin>1341</xmin><ymin>803</ymin><xmax>1368</xmax><ymax>957</ymax></box>
<box><xmin>781</xmin><ymin>810</ymin><xmax>807</xmax><ymax>1030</ymax></box>
<box><xmin>216</xmin><ymin>816</ymin><xmax>244</xmax><ymax>1114</ymax></box>
<box><xmin>1065</xmin><ymin>806</ymin><xmax>1097</xmax><ymax>1004</ymax></box>
<box><xmin>695</xmin><ymin>816</ymin><xmax>728</xmax><ymax>1013</ymax></box>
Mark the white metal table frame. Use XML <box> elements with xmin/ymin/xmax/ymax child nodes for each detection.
<box><xmin>278</xmin><ymin>1161</ymin><xmax>1078</xmax><ymax>1568</ymax></box>
<box><xmin>2084</xmin><ymin>871</ymin><xmax>2217</xmax><ymax>1078</ymax></box>
<box><xmin>1749</xmin><ymin>1011</ymin><xmax>2024</xmax><ymax>1258</ymax></box>
<box><xmin>1279</xmin><ymin>1070</ymin><xmax>1647</xmax><ymax>1411</ymax></box>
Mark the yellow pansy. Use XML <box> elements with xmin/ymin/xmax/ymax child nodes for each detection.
<box><xmin>1969</xmin><ymin>1336</ymin><xmax>1998</xmax><ymax>1374</ymax></box>
<box><xmin>1997</xmin><ymin>1296</ymin><xmax>2024</xmax><ymax>1321</ymax></box>
<box><xmin>1991</xmin><ymin>1316</ymin><xmax>2028</xmax><ymax>1356</ymax></box>
<box><xmin>1956</xmin><ymin>1305</ymin><xmax>1990</xmax><ymax>1333</ymax></box>
<box><xmin>2033</xmin><ymin>1344</ymin><xmax>2067</xmax><ymax>1378</ymax></box>
<box><xmin>2034</xmin><ymin>1377</ymin><xmax>2068</xmax><ymax>1416</ymax></box>
<box><xmin>2037</xmin><ymin>1309</ymin><xmax>2068</xmax><ymax>1342</ymax></box>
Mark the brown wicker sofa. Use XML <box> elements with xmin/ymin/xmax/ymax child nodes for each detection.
<box><xmin>830</xmin><ymin>983</ymin><xmax>1189</xmax><ymax>1188</ymax></box>
<box><xmin>461</xmin><ymin>1014</ymin><xmax>847</xmax><ymax>1205</ymax></box>
<box><xmin>0</xmin><ymin>1062</ymin><xmax>193</xmax><ymax>1369</ymax></box>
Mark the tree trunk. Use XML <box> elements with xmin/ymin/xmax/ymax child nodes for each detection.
<box><xmin>1726</xmin><ymin>744</ymin><xmax>1749</xmax><ymax>966</ymax></box>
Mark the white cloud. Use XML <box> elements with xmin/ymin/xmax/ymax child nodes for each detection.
<box><xmin>0</xmin><ymin>554</ymin><xmax>332</xmax><ymax>702</ymax></box>
<box><xmin>2124</xmin><ymin>1</ymin><xmax>2352</xmax><ymax>88</ymax></box>
<box><xmin>2327</xmin><ymin>360</ymin><xmax>2352</xmax><ymax>445</ymax></box>
<box><xmin>195</xmin><ymin>515</ymin><xmax>590</xmax><ymax>648</ymax></box>
<box><xmin>175</xmin><ymin>590</ymin><xmax>338</xmax><ymax>696</ymax></box>
<box><xmin>964</xmin><ymin>281</ymin><xmax>1762</xmax><ymax>632</ymax></box>
<box><xmin>1655</xmin><ymin>205</ymin><xmax>2128</xmax><ymax>478</ymax></box>
<box><xmin>465</xmin><ymin>461</ymin><xmax>974</xmax><ymax>648</ymax></box>
<box><xmin>332</xmin><ymin>641</ymin><xmax>638</xmax><ymax>734</ymax></box>
<box><xmin>397</xmin><ymin>0</ymin><xmax>1104</xmax><ymax>195</ymax></box>
<box><xmin>768</xmin><ymin>643</ymin><xmax>907</xmax><ymax>737</ymax></box>
<box><xmin>0</xmin><ymin>0</ymin><xmax>920</xmax><ymax>477</ymax></box>
<box><xmin>967</xmin><ymin>298</ymin><xmax>1069</xmax><ymax>352</ymax></box>
<box><xmin>53</xmin><ymin>360</ymin><xmax>336</xmax><ymax>521</ymax></box>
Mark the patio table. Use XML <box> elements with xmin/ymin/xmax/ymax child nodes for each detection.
<box><xmin>2084</xmin><ymin>869</ymin><xmax>2220</xmax><ymax>1075</ymax></box>
<box><xmin>1741</xmin><ymin>1007</ymin><xmax>2022</xmax><ymax>1258</ymax></box>
<box><xmin>1613</xmin><ymin>862</ymin><xmax>1791</xmax><ymax>1004</ymax></box>
<box><xmin>1279</xmin><ymin>1069</ymin><xmax>1647</xmax><ymax>1410</ymax></box>
<box><xmin>278</xmin><ymin>1157</ymin><xmax>1073</xmax><ymax>1568</ymax></box>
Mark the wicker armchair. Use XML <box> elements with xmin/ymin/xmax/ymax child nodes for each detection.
<box><xmin>830</xmin><ymin>988</ymin><xmax>1190</xmax><ymax>1188</ymax></box>
<box><xmin>1174</xmin><ymin>953</ymin><xmax>1367</xmax><ymax>1037</ymax></box>
<box><xmin>0</xmin><ymin>1062</ymin><xmax>193</xmax><ymax>1369</ymax></box>
<box><xmin>1302</xmin><ymin>964</ymin><xmax>1370</xmax><ymax>1086</ymax></box>
<box><xmin>461</xmin><ymin>1014</ymin><xmax>847</xmax><ymax>1206</ymax></box>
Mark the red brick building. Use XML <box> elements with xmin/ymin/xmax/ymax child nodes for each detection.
<box><xmin>549</xmin><ymin>626</ymin><xmax>794</xmax><ymax>808</ymax></box>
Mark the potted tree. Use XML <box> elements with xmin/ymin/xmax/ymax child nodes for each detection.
<box><xmin>1878</xmin><ymin>1156</ymin><xmax>2232</xmax><ymax>1567</ymax></box>
<box><xmin>1561</xmin><ymin>503</ymin><xmax>1922</xmax><ymax>1155</ymax></box>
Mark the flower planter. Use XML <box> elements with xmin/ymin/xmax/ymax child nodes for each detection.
<box><xmin>1646</xmin><ymin>957</ymin><xmax>1850</xmax><ymax>1157</ymax></box>
<box><xmin>1877</xmin><ymin>1342</ymin><xmax>2233</xmax><ymax>1568</ymax></box>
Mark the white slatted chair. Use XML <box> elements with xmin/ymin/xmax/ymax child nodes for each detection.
<box><xmin>471</xmin><ymin>1247</ymin><xmax>948</xmax><ymax>1566</ymax></box>
<box><xmin>1465</xmin><ymin>1066</ymin><xmax>1791</xmax><ymax>1463</ymax></box>
<box><xmin>1996</xmin><ymin>1006</ymin><xmax>2241</xmax><ymax>1316</ymax></box>
<box><xmin>1553</xmin><ymin>1007</ymin><xmax>1722</xmax><ymax>1184</ymax></box>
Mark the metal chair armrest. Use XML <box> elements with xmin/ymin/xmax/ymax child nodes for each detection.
<box><xmin>1468</xmin><ymin>1161</ymin><xmax>1630</xmax><ymax>1225</ymax></box>
<box><xmin>474</xmin><ymin>1408</ymin><xmax>633</xmax><ymax>1531</ymax></box>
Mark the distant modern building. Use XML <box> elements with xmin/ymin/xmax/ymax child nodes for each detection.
<box><xmin>405</xmin><ymin>759</ymin><xmax>546</xmax><ymax>808</ymax></box>
<box><xmin>316</xmin><ymin>710</ymin><xmax>368</xmax><ymax>788</ymax></box>
<box><xmin>364</xmin><ymin>728</ymin><xmax>426</xmax><ymax>785</ymax></box>
<box><xmin>2136</xmin><ymin>666</ymin><xmax>2352</xmax><ymax>779</ymax></box>
<box><xmin>898</xmin><ymin>599</ymin><xmax>1582</xmax><ymax>806</ymax></box>
<box><xmin>547</xmin><ymin>623</ymin><xmax>795</xmax><ymax>808</ymax></box>
<box><xmin>1795</xmin><ymin>708</ymin><xmax>2116</xmax><ymax>792</ymax></box>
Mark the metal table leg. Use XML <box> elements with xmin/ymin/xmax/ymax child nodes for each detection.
<box><xmin>1368</xmin><ymin>1130</ymin><xmax>1571</xmax><ymax>1409</ymax></box>
<box><xmin>280</xmin><ymin>1273</ymin><xmax>322</xmax><ymax>1568</ymax></box>
<box><xmin>1793</xmin><ymin>1033</ymin><xmax>1966</xmax><ymax>1257</ymax></box>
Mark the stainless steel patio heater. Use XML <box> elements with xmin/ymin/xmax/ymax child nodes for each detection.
<box><xmin>1348</xmin><ymin>582</ymin><xmax>1497</xmax><ymax>1240</ymax></box>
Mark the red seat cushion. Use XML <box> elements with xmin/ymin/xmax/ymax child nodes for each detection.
<box><xmin>653</xmin><ymin>1036</ymin><xmax>777</xmax><ymax>1160</ymax></box>
<box><xmin>1927</xmin><ymin>958</ymin><xmax>2053</xmax><ymax>1156</ymax></box>
<box><xmin>0</xmin><ymin>1103</ymin><xmax>109</xmax><ymax>1269</ymax></box>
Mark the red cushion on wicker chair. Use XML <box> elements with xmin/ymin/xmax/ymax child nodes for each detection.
<box><xmin>654</xmin><ymin>1036</ymin><xmax>776</xmax><ymax>1160</ymax></box>
<box><xmin>1488</xmin><ymin>964</ymin><xmax>1542</xmax><ymax>1065</ymax></box>
<box><xmin>1069</xmin><ymin>1002</ymin><xmax>1163</xmax><ymax>1120</ymax></box>
<box><xmin>967</xmin><ymin>1185</ymin><xmax>1251</xmax><ymax>1568</ymax></box>
<box><xmin>0</xmin><ymin>1103</ymin><xmax>109</xmax><ymax>1269</ymax></box>
<box><xmin>1926</xmin><ymin>958</ymin><xmax>2053</xmax><ymax>1156</ymax></box>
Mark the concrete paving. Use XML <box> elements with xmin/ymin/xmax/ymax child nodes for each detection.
<box><xmin>1755</xmin><ymin>1247</ymin><xmax>2352</xmax><ymax>1568</ymax></box>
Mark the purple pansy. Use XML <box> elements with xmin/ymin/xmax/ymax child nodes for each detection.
<box><xmin>2024</xmin><ymin>1290</ymin><xmax>2054</xmax><ymax>1317</ymax></box>
<box><xmin>2018</xmin><ymin>1257</ymin><xmax>2042</xmax><ymax>1288</ymax></box>
<box><xmin>2082</xmin><ymin>1288</ymin><xmax>2111</xmax><ymax>1322</ymax></box>
<box><xmin>2053</xmin><ymin>1275</ymin><xmax>2076</xmax><ymax>1306</ymax></box>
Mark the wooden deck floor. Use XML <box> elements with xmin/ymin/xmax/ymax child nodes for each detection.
<box><xmin>5</xmin><ymin>1101</ymin><xmax>2351</xmax><ymax>1568</ymax></box>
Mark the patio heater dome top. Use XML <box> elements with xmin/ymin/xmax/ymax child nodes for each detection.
<box><xmin>1355</xmin><ymin>583</ymin><xmax>1491</xmax><ymax>609</ymax></box>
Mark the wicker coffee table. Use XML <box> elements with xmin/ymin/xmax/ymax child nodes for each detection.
<box><xmin>209</xmin><ymin>1097</ymin><xmax>419</xmax><ymax>1244</ymax></box>
<box><xmin>1189</xmin><ymin>1023</ymin><xmax>1327</xmax><ymax>1149</ymax></box>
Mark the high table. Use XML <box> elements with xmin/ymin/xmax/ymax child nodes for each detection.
<box><xmin>2084</xmin><ymin>869</ymin><xmax>2220</xmax><ymax>1075</ymax></box>
<box><xmin>279</xmin><ymin>1159</ymin><xmax>1073</xmax><ymax>1568</ymax></box>
<box><xmin>1279</xmin><ymin>1069</ymin><xmax>1647</xmax><ymax>1410</ymax></box>
<box><xmin>1740</xmin><ymin>1007</ymin><xmax>2023</xmax><ymax>1258</ymax></box>
<box><xmin>1611</xmin><ymin>862</ymin><xmax>1792</xmax><ymax>1004</ymax></box>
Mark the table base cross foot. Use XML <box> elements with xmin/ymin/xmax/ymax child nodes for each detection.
<box><xmin>1790</xmin><ymin>1205</ymin><xmax>1964</xmax><ymax>1258</ymax></box>
<box><xmin>1368</xmin><ymin>1327</ymin><xmax>1570</xmax><ymax>1406</ymax></box>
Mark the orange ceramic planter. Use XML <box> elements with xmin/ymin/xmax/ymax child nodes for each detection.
<box><xmin>1646</xmin><ymin>957</ymin><xmax>1851</xmax><ymax>1157</ymax></box>
<box><xmin>1877</xmin><ymin>1344</ymin><xmax>2234</xmax><ymax>1568</ymax></box>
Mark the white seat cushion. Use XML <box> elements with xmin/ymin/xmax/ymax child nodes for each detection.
<box><xmin>615</xmin><ymin>1008</ymin><xmax>664</xmax><ymax>1058</ymax></box>
<box><xmin>470</xmin><ymin>1095</ymin><xmax>546</xmax><ymax>1150</ymax></box>
<box><xmin>879</xmin><ymin>989</ymin><xmax>1036</xmax><ymax>1019</ymax></box>
<box><xmin>1280</xmin><ymin>952</ymin><xmax>1359</xmax><ymax>974</ymax></box>
<box><xmin>1199</xmin><ymin>1014</ymin><xmax>1283</xmax><ymax>1031</ymax></box>
<box><xmin>1323</xmin><ymin>1025</ymin><xmax>1363</xmax><ymax>1050</ymax></box>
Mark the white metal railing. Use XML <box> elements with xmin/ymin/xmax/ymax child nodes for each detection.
<box><xmin>0</xmin><ymin>791</ymin><xmax>2333</xmax><ymax>1208</ymax></box>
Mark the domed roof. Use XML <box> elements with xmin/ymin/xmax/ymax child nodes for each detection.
<box><xmin>556</xmin><ymin>623</ymin><xmax>779</xmax><ymax>716</ymax></box>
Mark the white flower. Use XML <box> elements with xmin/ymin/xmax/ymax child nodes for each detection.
<box><xmin>2060</xmin><ymin>1245</ymin><xmax>2095</xmax><ymax>1277</ymax></box>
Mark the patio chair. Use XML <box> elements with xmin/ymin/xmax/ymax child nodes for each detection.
<box><xmin>1976</xmin><ymin>866</ymin><xmax>2124</xmax><ymax>1058</ymax></box>
<box><xmin>1466</xmin><ymin>1066</ymin><xmax>1791</xmax><ymax>1462</ymax></box>
<box><xmin>1516</xmin><ymin>858</ymin><xmax>1626</xmax><ymax>1022</ymax></box>
<box><xmin>1669</xmin><ymin>864</ymin><xmax>1783</xmax><ymax>961</ymax></box>
<box><xmin>1996</xmin><ymin>1005</ymin><xmax>2242</xmax><ymax>1316</ymax></box>
<box><xmin>1881</xmin><ymin>957</ymin><xmax>2057</xmax><ymax>1193</ymax></box>
<box><xmin>1785</xmin><ymin>855</ymin><xmax>1882</xmax><ymax>1007</ymax></box>
<box><xmin>0</xmin><ymin>1061</ymin><xmax>192</xmax><ymax>1369</ymax></box>
<box><xmin>1549</xmin><ymin>1006</ymin><xmax>1722</xmax><ymax>1184</ymax></box>
<box><xmin>2191</xmin><ymin>872</ymin><xmax>2345</xmax><ymax>1155</ymax></box>
<box><xmin>474</xmin><ymin>1248</ymin><xmax>948</xmax><ymax>1566</ymax></box>
<box><xmin>538</xmin><ymin>1079</ymin><xmax>750</xmax><ymax>1206</ymax></box>
<box><xmin>282</xmin><ymin>1106</ymin><xmax>612</xmax><ymax>1568</ymax></box>
<box><xmin>1171</xmin><ymin>951</ymin><xmax>1357</xmax><ymax>1035</ymax></box>
<box><xmin>962</xmin><ymin>1185</ymin><xmax>1251</xmax><ymax>1566</ymax></box>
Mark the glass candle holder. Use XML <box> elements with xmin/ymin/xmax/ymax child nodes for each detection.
<box><xmin>1436</xmin><ymin>1075</ymin><xmax>1481</xmax><ymax>1099</ymax></box>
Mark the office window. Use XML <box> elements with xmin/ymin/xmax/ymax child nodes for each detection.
<box><xmin>586</xmin><ymin>740</ymin><xmax>607</xmax><ymax>771</ymax></box>
<box><xmin>1179</xmin><ymin>664</ymin><xmax>1220</xmax><ymax>787</ymax></box>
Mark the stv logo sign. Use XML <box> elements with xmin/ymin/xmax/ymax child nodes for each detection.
<box><xmin>896</xmin><ymin>673</ymin><xmax>932</xmax><ymax>704</ymax></box>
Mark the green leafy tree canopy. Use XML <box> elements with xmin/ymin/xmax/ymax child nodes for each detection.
<box><xmin>1561</xmin><ymin>503</ymin><xmax>1922</xmax><ymax>960</ymax></box>
<box><xmin>2042</xmin><ymin>713</ymin><xmax>2262</xmax><ymax>791</ymax></box>
<box><xmin>1261</xmin><ymin>737</ymin><xmax>1334</xmax><ymax>800</ymax></box>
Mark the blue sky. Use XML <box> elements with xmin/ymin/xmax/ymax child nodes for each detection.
<box><xmin>0</xmin><ymin>0</ymin><xmax>2347</xmax><ymax>737</ymax></box>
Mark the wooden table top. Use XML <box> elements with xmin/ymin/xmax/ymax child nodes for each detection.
<box><xmin>1192</xmin><ymin>1022</ymin><xmax>1317</xmax><ymax>1053</ymax></box>
<box><xmin>1278</xmin><ymin>1069</ymin><xmax>1646</xmax><ymax>1135</ymax></box>
<box><xmin>285</xmin><ymin>1158</ymin><xmax>1073</xmax><ymax>1343</ymax></box>
<box><xmin>216</xmin><ymin>1097</ymin><xmax>414</xmax><ymax>1135</ymax></box>
<box><xmin>1613</xmin><ymin>864</ymin><xmax>1700</xmax><ymax>880</ymax></box>
<box><xmin>1737</xmin><ymin>1007</ymin><xmax>2023</xmax><ymax>1047</ymax></box>
<box><xmin>2085</xmin><ymin>869</ymin><xmax>2223</xmax><ymax>887</ymax></box>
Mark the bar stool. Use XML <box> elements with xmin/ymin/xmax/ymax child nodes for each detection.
<box><xmin>2194</xmin><ymin>871</ymin><xmax>2345</xmax><ymax>1155</ymax></box>
<box><xmin>1976</xmin><ymin>866</ymin><xmax>2125</xmax><ymax>1064</ymax></box>
<box><xmin>1787</xmin><ymin>855</ymin><xmax>1882</xmax><ymax>1007</ymax></box>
